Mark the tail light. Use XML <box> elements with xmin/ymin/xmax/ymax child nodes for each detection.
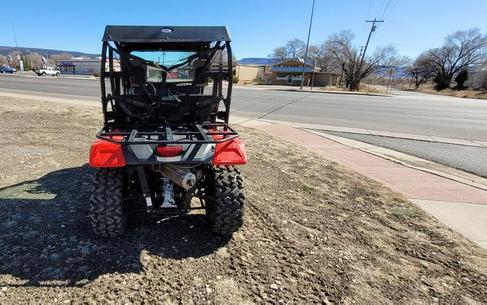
<box><xmin>89</xmin><ymin>140</ymin><xmax>126</xmax><ymax>168</ymax></box>
<box><xmin>156</xmin><ymin>145</ymin><xmax>183</xmax><ymax>157</ymax></box>
<box><xmin>212</xmin><ymin>138</ymin><xmax>247</xmax><ymax>165</ymax></box>
<box><xmin>111</xmin><ymin>135</ymin><xmax>125</xmax><ymax>141</ymax></box>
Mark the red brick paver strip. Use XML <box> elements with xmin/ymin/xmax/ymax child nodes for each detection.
<box><xmin>244</xmin><ymin>121</ymin><xmax>487</xmax><ymax>205</ymax></box>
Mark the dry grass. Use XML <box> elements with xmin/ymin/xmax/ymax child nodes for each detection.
<box><xmin>321</xmin><ymin>85</ymin><xmax>387</xmax><ymax>94</ymax></box>
<box><xmin>410</xmin><ymin>84</ymin><xmax>487</xmax><ymax>100</ymax></box>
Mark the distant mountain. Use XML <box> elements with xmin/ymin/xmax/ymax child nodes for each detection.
<box><xmin>0</xmin><ymin>46</ymin><xmax>99</xmax><ymax>58</ymax></box>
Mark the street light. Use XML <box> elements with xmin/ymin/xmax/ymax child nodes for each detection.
<box><xmin>300</xmin><ymin>0</ymin><xmax>316</xmax><ymax>90</ymax></box>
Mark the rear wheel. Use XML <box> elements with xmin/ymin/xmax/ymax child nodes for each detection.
<box><xmin>206</xmin><ymin>166</ymin><xmax>245</xmax><ymax>236</ymax></box>
<box><xmin>89</xmin><ymin>168</ymin><xmax>127</xmax><ymax>237</ymax></box>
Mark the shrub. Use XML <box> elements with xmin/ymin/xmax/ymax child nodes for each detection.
<box><xmin>455</xmin><ymin>70</ymin><xmax>469</xmax><ymax>90</ymax></box>
<box><xmin>391</xmin><ymin>206</ymin><xmax>417</xmax><ymax>220</ymax></box>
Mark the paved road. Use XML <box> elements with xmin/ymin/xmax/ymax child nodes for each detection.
<box><xmin>1</xmin><ymin>74</ymin><xmax>487</xmax><ymax>141</ymax></box>
<box><xmin>231</xmin><ymin>89</ymin><xmax>487</xmax><ymax>141</ymax></box>
<box><xmin>1</xmin><ymin>74</ymin><xmax>487</xmax><ymax>176</ymax></box>
<box><xmin>0</xmin><ymin>74</ymin><xmax>101</xmax><ymax>101</ymax></box>
<box><xmin>324</xmin><ymin>131</ymin><xmax>487</xmax><ymax>178</ymax></box>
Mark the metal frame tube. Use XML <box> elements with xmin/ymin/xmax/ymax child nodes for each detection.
<box><xmin>100</xmin><ymin>42</ymin><xmax>108</xmax><ymax>124</ymax></box>
<box><xmin>225</xmin><ymin>42</ymin><xmax>233</xmax><ymax>123</ymax></box>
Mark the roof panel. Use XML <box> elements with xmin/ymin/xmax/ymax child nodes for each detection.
<box><xmin>103</xmin><ymin>25</ymin><xmax>231</xmax><ymax>43</ymax></box>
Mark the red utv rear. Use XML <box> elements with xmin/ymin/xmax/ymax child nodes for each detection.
<box><xmin>88</xmin><ymin>25</ymin><xmax>246</xmax><ymax>237</ymax></box>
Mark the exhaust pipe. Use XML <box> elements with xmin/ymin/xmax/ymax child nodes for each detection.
<box><xmin>156</xmin><ymin>165</ymin><xmax>197</xmax><ymax>190</ymax></box>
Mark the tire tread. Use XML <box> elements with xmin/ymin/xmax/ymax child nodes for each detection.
<box><xmin>208</xmin><ymin>166</ymin><xmax>245</xmax><ymax>236</ymax></box>
<box><xmin>89</xmin><ymin>168</ymin><xmax>127</xmax><ymax>237</ymax></box>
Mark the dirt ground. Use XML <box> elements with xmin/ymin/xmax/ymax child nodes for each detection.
<box><xmin>1</xmin><ymin>97</ymin><xmax>487</xmax><ymax>305</ymax></box>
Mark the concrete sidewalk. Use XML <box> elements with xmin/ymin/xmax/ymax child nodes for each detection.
<box><xmin>238</xmin><ymin>118</ymin><xmax>487</xmax><ymax>249</ymax></box>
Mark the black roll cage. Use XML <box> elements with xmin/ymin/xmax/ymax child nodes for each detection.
<box><xmin>99</xmin><ymin>34</ymin><xmax>233</xmax><ymax>127</ymax></box>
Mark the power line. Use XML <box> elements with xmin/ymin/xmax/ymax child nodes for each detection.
<box><xmin>375</xmin><ymin>0</ymin><xmax>387</xmax><ymax>19</ymax></box>
<box><xmin>383</xmin><ymin>0</ymin><xmax>400</xmax><ymax>20</ymax></box>
<box><xmin>380</xmin><ymin>0</ymin><xmax>393</xmax><ymax>20</ymax></box>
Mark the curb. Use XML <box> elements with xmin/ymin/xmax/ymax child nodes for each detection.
<box><xmin>304</xmin><ymin>128</ymin><xmax>487</xmax><ymax>192</ymax></box>
<box><xmin>257</xmin><ymin>119</ymin><xmax>487</xmax><ymax>148</ymax></box>
<box><xmin>231</xmin><ymin>115</ymin><xmax>487</xmax><ymax>192</ymax></box>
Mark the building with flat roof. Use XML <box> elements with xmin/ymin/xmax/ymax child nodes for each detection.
<box><xmin>56</xmin><ymin>58</ymin><xmax>120</xmax><ymax>75</ymax></box>
<box><xmin>270</xmin><ymin>58</ymin><xmax>339</xmax><ymax>87</ymax></box>
<box><xmin>56</xmin><ymin>58</ymin><xmax>100</xmax><ymax>75</ymax></box>
<box><xmin>237</xmin><ymin>57</ymin><xmax>340</xmax><ymax>86</ymax></box>
<box><xmin>235</xmin><ymin>58</ymin><xmax>281</xmax><ymax>84</ymax></box>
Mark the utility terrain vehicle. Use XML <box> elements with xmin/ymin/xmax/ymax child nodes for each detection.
<box><xmin>89</xmin><ymin>25</ymin><xmax>247</xmax><ymax>237</ymax></box>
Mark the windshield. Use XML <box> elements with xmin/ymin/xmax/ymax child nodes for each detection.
<box><xmin>131</xmin><ymin>51</ymin><xmax>197</xmax><ymax>82</ymax></box>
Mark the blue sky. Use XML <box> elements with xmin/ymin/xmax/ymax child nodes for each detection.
<box><xmin>1</xmin><ymin>0</ymin><xmax>485</xmax><ymax>59</ymax></box>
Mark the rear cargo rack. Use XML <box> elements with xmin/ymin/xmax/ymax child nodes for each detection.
<box><xmin>96</xmin><ymin>122</ymin><xmax>238</xmax><ymax>145</ymax></box>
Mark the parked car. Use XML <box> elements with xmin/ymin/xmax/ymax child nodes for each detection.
<box><xmin>35</xmin><ymin>67</ymin><xmax>60</xmax><ymax>76</ymax></box>
<box><xmin>0</xmin><ymin>66</ymin><xmax>17</xmax><ymax>73</ymax></box>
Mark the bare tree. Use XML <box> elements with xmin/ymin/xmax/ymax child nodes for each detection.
<box><xmin>306</xmin><ymin>45</ymin><xmax>321</xmax><ymax>59</ymax></box>
<box><xmin>7</xmin><ymin>51</ymin><xmax>22</xmax><ymax>68</ymax></box>
<box><xmin>285</xmin><ymin>39</ymin><xmax>305</xmax><ymax>58</ymax></box>
<box><xmin>325</xmin><ymin>30</ymin><xmax>395</xmax><ymax>91</ymax></box>
<box><xmin>0</xmin><ymin>55</ymin><xmax>7</xmax><ymax>66</ymax></box>
<box><xmin>48</xmin><ymin>53</ymin><xmax>73</xmax><ymax>66</ymax></box>
<box><xmin>50</xmin><ymin>53</ymin><xmax>73</xmax><ymax>60</ymax></box>
<box><xmin>470</xmin><ymin>59</ymin><xmax>487</xmax><ymax>90</ymax></box>
<box><xmin>425</xmin><ymin>28</ymin><xmax>487</xmax><ymax>90</ymax></box>
<box><xmin>408</xmin><ymin>52</ymin><xmax>434</xmax><ymax>89</ymax></box>
<box><xmin>306</xmin><ymin>44</ymin><xmax>337</xmax><ymax>72</ymax></box>
<box><xmin>271</xmin><ymin>39</ymin><xmax>305</xmax><ymax>61</ymax></box>
<box><xmin>23</xmin><ymin>52</ymin><xmax>44</xmax><ymax>70</ymax></box>
<box><xmin>271</xmin><ymin>46</ymin><xmax>287</xmax><ymax>62</ymax></box>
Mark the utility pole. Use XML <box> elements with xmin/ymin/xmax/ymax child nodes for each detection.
<box><xmin>12</xmin><ymin>24</ymin><xmax>19</xmax><ymax>54</ymax></box>
<box><xmin>12</xmin><ymin>24</ymin><xmax>24</xmax><ymax>73</ymax></box>
<box><xmin>300</xmin><ymin>0</ymin><xmax>316</xmax><ymax>90</ymax></box>
<box><xmin>386</xmin><ymin>68</ymin><xmax>395</xmax><ymax>94</ymax></box>
<box><xmin>358</xmin><ymin>18</ymin><xmax>384</xmax><ymax>72</ymax></box>
<box><xmin>359</xmin><ymin>46</ymin><xmax>364</xmax><ymax>58</ymax></box>
<box><xmin>310</xmin><ymin>57</ymin><xmax>317</xmax><ymax>91</ymax></box>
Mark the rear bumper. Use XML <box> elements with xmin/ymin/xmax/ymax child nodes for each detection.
<box><xmin>89</xmin><ymin>122</ymin><xmax>247</xmax><ymax>168</ymax></box>
<box><xmin>122</xmin><ymin>142</ymin><xmax>216</xmax><ymax>165</ymax></box>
